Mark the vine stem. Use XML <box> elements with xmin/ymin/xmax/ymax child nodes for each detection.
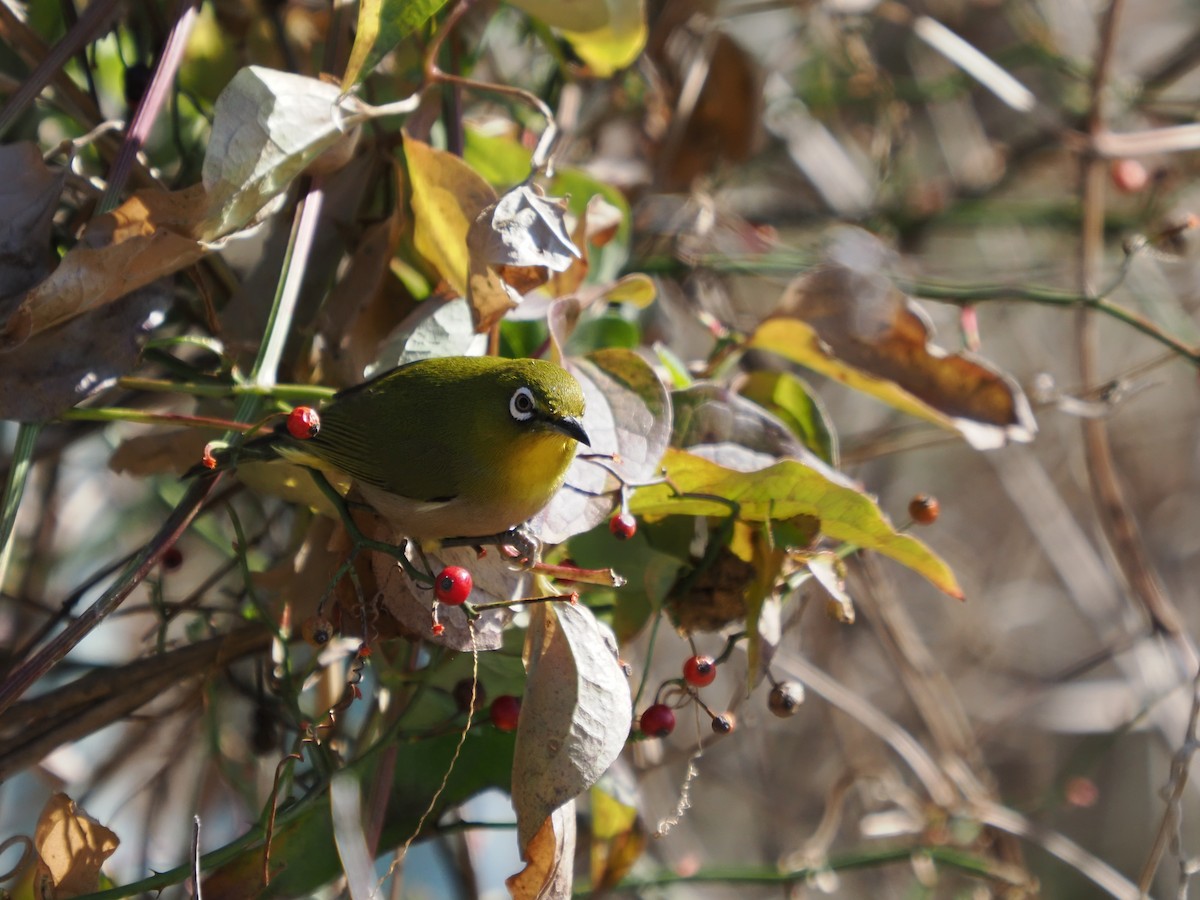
<box><xmin>0</xmin><ymin>473</ymin><xmax>224</xmax><ymax>717</ymax></box>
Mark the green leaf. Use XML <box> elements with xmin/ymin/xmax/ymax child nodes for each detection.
<box><xmin>569</xmin><ymin>518</ymin><xmax>688</xmax><ymax>642</ymax></box>
<box><xmin>738</xmin><ymin>370</ymin><xmax>839</xmax><ymax>467</ymax></box>
<box><xmin>630</xmin><ymin>448</ymin><xmax>963</xmax><ymax>599</ymax></box>
<box><xmin>201</xmin><ymin>729</ymin><xmax>514</xmax><ymax>898</ymax></box>
<box><xmin>342</xmin><ymin>0</ymin><xmax>449</xmax><ymax>89</ymax></box>
<box><xmin>567</xmin><ymin>312</ymin><xmax>640</xmax><ymax>353</ymax></box>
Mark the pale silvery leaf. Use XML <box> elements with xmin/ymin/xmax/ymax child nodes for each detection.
<box><xmin>199</xmin><ymin>67</ymin><xmax>360</xmax><ymax>239</ymax></box>
<box><xmin>531</xmin><ymin>348</ymin><xmax>671</xmax><ymax>544</ymax></box>
<box><xmin>512</xmin><ymin>602</ymin><xmax>631</xmax><ymax>849</ymax></box>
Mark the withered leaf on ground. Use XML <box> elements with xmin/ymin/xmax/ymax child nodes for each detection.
<box><xmin>755</xmin><ymin>226</ymin><xmax>1036</xmax><ymax>450</ymax></box>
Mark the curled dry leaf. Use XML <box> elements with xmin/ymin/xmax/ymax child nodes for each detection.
<box><xmin>31</xmin><ymin>793</ymin><xmax>119</xmax><ymax>899</ymax></box>
<box><xmin>472</xmin><ymin>183</ymin><xmax>580</xmax><ymax>272</ymax></box>
<box><xmin>752</xmin><ymin>227</ymin><xmax>1037</xmax><ymax>450</ymax></box>
<box><xmin>507</xmin><ymin>802</ymin><xmax>576</xmax><ymax>900</ymax></box>
<box><xmin>512</xmin><ymin>601</ymin><xmax>631</xmax><ymax>850</ymax></box>
<box><xmin>2</xmin><ymin>67</ymin><xmax>373</xmax><ymax>359</ymax></box>
<box><xmin>469</xmin><ymin>184</ymin><xmax>581</xmax><ymax>330</ymax></box>
<box><xmin>530</xmin><ymin>347</ymin><xmax>672</xmax><ymax>545</ymax></box>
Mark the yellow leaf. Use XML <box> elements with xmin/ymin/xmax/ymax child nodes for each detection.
<box><xmin>404</xmin><ymin>134</ymin><xmax>497</xmax><ymax>298</ymax></box>
<box><xmin>562</xmin><ymin>0</ymin><xmax>647</xmax><ymax>77</ymax></box>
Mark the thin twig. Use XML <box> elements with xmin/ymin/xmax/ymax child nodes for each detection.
<box><xmin>1139</xmin><ymin>669</ymin><xmax>1200</xmax><ymax>894</ymax></box>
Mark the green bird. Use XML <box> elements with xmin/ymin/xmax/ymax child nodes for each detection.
<box><xmin>227</xmin><ymin>356</ymin><xmax>589</xmax><ymax>541</ymax></box>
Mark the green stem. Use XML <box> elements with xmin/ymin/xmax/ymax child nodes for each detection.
<box><xmin>236</xmin><ymin>180</ymin><xmax>325</xmax><ymax>425</ymax></box>
<box><xmin>900</xmin><ymin>277</ymin><xmax>1200</xmax><ymax>366</ymax></box>
<box><xmin>117</xmin><ymin>377</ymin><xmax>335</xmax><ymax>403</ymax></box>
<box><xmin>0</xmin><ymin>421</ymin><xmax>40</xmax><ymax>593</ymax></box>
<box><xmin>61</xmin><ymin>407</ymin><xmax>253</xmax><ymax>431</ymax></box>
<box><xmin>588</xmin><ymin>844</ymin><xmax>1024</xmax><ymax>894</ymax></box>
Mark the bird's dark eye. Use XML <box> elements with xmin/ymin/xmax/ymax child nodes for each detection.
<box><xmin>510</xmin><ymin>387</ymin><xmax>536</xmax><ymax>421</ymax></box>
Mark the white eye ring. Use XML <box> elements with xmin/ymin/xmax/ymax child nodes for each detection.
<box><xmin>510</xmin><ymin>387</ymin><xmax>536</xmax><ymax>421</ymax></box>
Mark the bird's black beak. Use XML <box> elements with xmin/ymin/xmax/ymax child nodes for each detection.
<box><xmin>552</xmin><ymin>415</ymin><xmax>591</xmax><ymax>446</ymax></box>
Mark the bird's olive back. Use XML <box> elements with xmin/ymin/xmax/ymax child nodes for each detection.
<box><xmin>287</xmin><ymin>357</ymin><xmax>583</xmax><ymax>503</ymax></box>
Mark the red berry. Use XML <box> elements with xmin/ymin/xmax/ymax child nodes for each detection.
<box><xmin>490</xmin><ymin>695</ymin><xmax>521</xmax><ymax>731</ymax></box>
<box><xmin>1111</xmin><ymin>159</ymin><xmax>1148</xmax><ymax>194</ymax></box>
<box><xmin>640</xmin><ymin>703</ymin><xmax>675</xmax><ymax>737</ymax></box>
<box><xmin>161</xmin><ymin>545</ymin><xmax>184</xmax><ymax>571</ymax></box>
<box><xmin>683</xmin><ymin>654</ymin><xmax>717</xmax><ymax>687</ymax></box>
<box><xmin>434</xmin><ymin>566</ymin><xmax>473</xmax><ymax>605</ymax></box>
<box><xmin>609</xmin><ymin>511</ymin><xmax>637</xmax><ymax>540</ymax></box>
<box><xmin>908</xmin><ymin>494</ymin><xmax>940</xmax><ymax>525</ymax></box>
<box><xmin>287</xmin><ymin>406</ymin><xmax>321</xmax><ymax>440</ymax></box>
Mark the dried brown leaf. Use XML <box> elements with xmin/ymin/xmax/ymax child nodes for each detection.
<box><xmin>0</xmin><ymin>142</ymin><xmax>65</xmax><ymax>298</ymax></box>
<box><xmin>765</xmin><ymin>227</ymin><xmax>1036</xmax><ymax>449</ymax></box>
<box><xmin>0</xmin><ymin>186</ymin><xmax>206</xmax><ymax>350</ymax></box>
<box><xmin>33</xmin><ymin>793</ymin><xmax>119</xmax><ymax>899</ymax></box>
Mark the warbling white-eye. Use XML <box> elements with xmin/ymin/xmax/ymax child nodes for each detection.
<box><xmin>224</xmin><ymin>356</ymin><xmax>590</xmax><ymax>541</ymax></box>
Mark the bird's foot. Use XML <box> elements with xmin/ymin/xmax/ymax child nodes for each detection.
<box><xmin>440</xmin><ymin>527</ymin><xmax>542</xmax><ymax>569</ymax></box>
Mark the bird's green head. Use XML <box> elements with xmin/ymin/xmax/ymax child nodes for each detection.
<box><xmin>494</xmin><ymin>359</ymin><xmax>590</xmax><ymax>447</ymax></box>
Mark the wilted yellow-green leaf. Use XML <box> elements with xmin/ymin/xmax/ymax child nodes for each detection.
<box><xmin>750</xmin><ymin>317</ymin><xmax>955</xmax><ymax>431</ymax></box>
<box><xmin>630</xmin><ymin>448</ymin><xmax>963</xmax><ymax>599</ymax></box>
<box><xmin>403</xmin><ymin>134</ymin><xmax>497</xmax><ymax>297</ymax></box>
<box><xmin>753</xmin><ymin>227</ymin><xmax>1037</xmax><ymax>450</ymax></box>
<box><xmin>590</xmin><ymin>782</ymin><xmax>645</xmax><ymax>889</ymax></box>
